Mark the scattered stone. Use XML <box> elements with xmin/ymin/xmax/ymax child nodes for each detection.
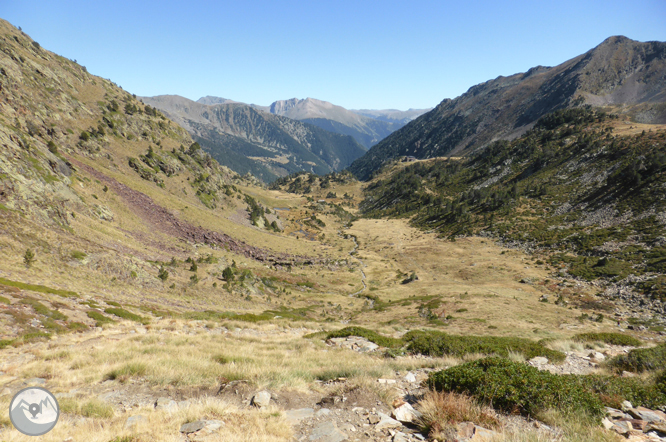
<box><xmin>588</xmin><ymin>351</ymin><xmax>606</xmax><ymax>361</ymax></box>
<box><xmin>602</xmin><ymin>417</ymin><xmax>615</xmax><ymax>430</ymax></box>
<box><xmin>251</xmin><ymin>390</ymin><xmax>271</xmax><ymax>408</ymax></box>
<box><xmin>377</xmin><ymin>379</ymin><xmax>397</xmax><ymax>384</ymax></box>
<box><xmin>622</xmin><ymin>400</ymin><xmax>634</xmax><ymax>411</ymax></box>
<box><xmin>368</xmin><ymin>414</ymin><xmax>381</xmax><ymax>424</ymax></box>
<box><xmin>154</xmin><ymin>397</ymin><xmax>178</xmax><ymax>412</ymax></box>
<box><xmin>628</xmin><ymin>407</ymin><xmax>666</xmax><ymax>423</ymax></box>
<box><xmin>392</xmin><ymin>402</ymin><xmax>420</xmax><ymax>423</ymax></box>
<box><xmin>23</xmin><ymin>377</ymin><xmax>46</xmax><ymax>385</ymax></box>
<box><xmin>125</xmin><ymin>415</ymin><xmax>147</xmax><ymax>430</ymax></box>
<box><xmin>393</xmin><ymin>432</ymin><xmax>409</xmax><ymax>442</ymax></box>
<box><xmin>309</xmin><ymin>421</ymin><xmax>347</xmax><ymax>442</ymax></box>
<box><xmin>528</xmin><ymin>357</ymin><xmax>548</xmax><ymax>366</ymax></box>
<box><xmin>180</xmin><ymin>421</ymin><xmax>207</xmax><ymax>434</ymax></box>
<box><xmin>316</xmin><ymin>408</ymin><xmax>332</xmax><ymax>417</ymax></box>
<box><xmin>338</xmin><ymin>422</ymin><xmax>356</xmax><ymax>432</ymax></box>
<box><xmin>285</xmin><ymin>408</ymin><xmax>315</xmax><ymax>423</ymax></box>
<box><xmin>375</xmin><ymin>412</ymin><xmax>402</xmax><ymax>431</ymax></box>
<box><xmin>177</xmin><ymin>400</ymin><xmax>190</xmax><ymax>410</ymax></box>
<box><xmin>472</xmin><ymin>425</ymin><xmax>499</xmax><ymax>440</ymax></box>
<box><xmin>404</xmin><ymin>372</ymin><xmax>417</xmax><ymax>383</ymax></box>
<box><xmin>1</xmin><ymin>388</ymin><xmax>12</xmax><ymax>397</ymax></box>
<box><xmin>646</xmin><ymin>422</ymin><xmax>666</xmax><ymax>435</ymax></box>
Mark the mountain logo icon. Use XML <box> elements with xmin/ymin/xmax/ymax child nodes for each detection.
<box><xmin>9</xmin><ymin>386</ymin><xmax>60</xmax><ymax>436</ymax></box>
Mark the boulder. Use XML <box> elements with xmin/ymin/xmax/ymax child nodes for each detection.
<box><xmin>124</xmin><ymin>415</ymin><xmax>147</xmax><ymax>430</ymax></box>
<box><xmin>392</xmin><ymin>403</ymin><xmax>421</xmax><ymax>423</ymax></box>
<box><xmin>404</xmin><ymin>372</ymin><xmax>417</xmax><ymax>383</ymax></box>
<box><xmin>154</xmin><ymin>397</ymin><xmax>178</xmax><ymax>412</ymax></box>
<box><xmin>251</xmin><ymin>390</ymin><xmax>271</xmax><ymax>408</ymax></box>
<box><xmin>375</xmin><ymin>412</ymin><xmax>402</xmax><ymax>431</ymax></box>
<box><xmin>309</xmin><ymin>421</ymin><xmax>347</xmax><ymax>442</ymax></box>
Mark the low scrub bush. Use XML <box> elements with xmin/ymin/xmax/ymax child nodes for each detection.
<box><xmin>104</xmin><ymin>307</ymin><xmax>148</xmax><ymax>324</ymax></box>
<box><xmin>573</xmin><ymin>332</ymin><xmax>642</xmax><ymax>347</ymax></box>
<box><xmin>87</xmin><ymin>310</ymin><xmax>116</xmax><ymax>326</ymax></box>
<box><xmin>404</xmin><ymin>330</ymin><xmax>565</xmax><ymax>362</ymax></box>
<box><xmin>428</xmin><ymin>358</ymin><xmax>604</xmax><ymax>418</ymax></box>
<box><xmin>607</xmin><ymin>343</ymin><xmax>666</xmax><ymax>373</ymax></box>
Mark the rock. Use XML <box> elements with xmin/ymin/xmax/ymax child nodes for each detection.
<box><xmin>628</xmin><ymin>407</ymin><xmax>666</xmax><ymax>423</ymax></box>
<box><xmin>612</xmin><ymin>421</ymin><xmax>632</xmax><ymax>435</ymax></box>
<box><xmin>200</xmin><ymin>420</ymin><xmax>224</xmax><ymax>433</ymax></box>
<box><xmin>1</xmin><ymin>388</ymin><xmax>12</xmax><ymax>397</ymax></box>
<box><xmin>393</xmin><ymin>432</ymin><xmax>409</xmax><ymax>442</ymax></box>
<box><xmin>180</xmin><ymin>421</ymin><xmax>207</xmax><ymax>434</ymax></box>
<box><xmin>602</xmin><ymin>418</ymin><xmax>615</xmax><ymax>430</ymax></box>
<box><xmin>125</xmin><ymin>415</ymin><xmax>147</xmax><ymax>430</ymax></box>
<box><xmin>588</xmin><ymin>351</ymin><xmax>606</xmax><ymax>361</ymax></box>
<box><xmin>23</xmin><ymin>377</ymin><xmax>46</xmax><ymax>385</ymax></box>
<box><xmin>472</xmin><ymin>425</ymin><xmax>499</xmax><ymax>440</ymax></box>
<box><xmin>154</xmin><ymin>397</ymin><xmax>178</xmax><ymax>412</ymax></box>
<box><xmin>375</xmin><ymin>412</ymin><xmax>402</xmax><ymax>431</ymax></box>
<box><xmin>392</xmin><ymin>403</ymin><xmax>421</xmax><ymax>423</ymax></box>
<box><xmin>309</xmin><ymin>421</ymin><xmax>347</xmax><ymax>442</ymax></box>
<box><xmin>404</xmin><ymin>372</ymin><xmax>417</xmax><ymax>383</ymax></box>
<box><xmin>622</xmin><ymin>400</ymin><xmax>634</xmax><ymax>411</ymax></box>
<box><xmin>316</xmin><ymin>408</ymin><xmax>332</xmax><ymax>417</ymax></box>
<box><xmin>285</xmin><ymin>408</ymin><xmax>315</xmax><ymax>423</ymax></box>
<box><xmin>178</xmin><ymin>400</ymin><xmax>190</xmax><ymax>409</ymax></box>
<box><xmin>377</xmin><ymin>379</ymin><xmax>397</xmax><ymax>384</ymax></box>
<box><xmin>528</xmin><ymin>356</ymin><xmax>548</xmax><ymax>366</ymax></box>
<box><xmin>646</xmin><ymin>422</ymin><xmax>666</xmax><ymax>434</ymax></box>
<box><xmin>338</xmin><ymin>422</ymin><xmax>356</xmax><ymax>432</ymax></box>
<box><xmin>251</xmin><ymin>390</ymin><xmax>271</xmax><ymax>408</ymax></box>
<box><xmin>368</xmin><ymin>414</ymin><xmax>381</xmax><ymax>424</ymax></box>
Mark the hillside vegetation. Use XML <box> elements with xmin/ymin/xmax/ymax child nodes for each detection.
<box><xmin>361</xmin><ymin>107</ymin><xmax>666</xmax><ymax>314</ymax></box>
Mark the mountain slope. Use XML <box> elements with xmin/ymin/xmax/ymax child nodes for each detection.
<box><xmin>197</xmin><ymin>96</ymin><xmax>431</xmax><ymax>149</ymax></box>
<box><xmin>361</xmin><ymin>107</ymin><xmax>666</xmax><ymax>312</ymax></box>
<box><xmin>350</xmin><ymin>108</ymin><xmax>431</xmax><ymax>125</ymax></box>
<box><xmin>143</xmin><ymin>95</ymin><xmax>366</xmax><ymax>182</ymax></box>
<box><xmin>349</xmin><ymin>36</ymin><xmax>666</xmax><ymax>180</ymax></box>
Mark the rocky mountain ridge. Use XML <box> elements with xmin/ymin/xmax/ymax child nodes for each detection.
<box><xmin>349</xmin><ymin>35</ymin><xmax>666</xmax><ymax>180</ymax></box>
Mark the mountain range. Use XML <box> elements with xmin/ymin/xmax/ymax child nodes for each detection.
<box><xmin>141</xmin><ymin>95</ymin><xmax>367</xmax><ymax>182</ymax></box>
<box><xmin>348</xmin><ymin>36</ymin><xmax>666</xmax><ymax>180</ymax></box>
<box><xmin>194</xmin><ymin>96</ymin><xmax>431</xmax><ymax>149</ymax></box>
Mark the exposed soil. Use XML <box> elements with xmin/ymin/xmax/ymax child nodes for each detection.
<box><xmin>71</xmin><ymin>158</ymin><xmax>316</xmax><ymax>266</ymax></box>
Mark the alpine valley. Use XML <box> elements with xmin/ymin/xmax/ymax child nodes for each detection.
<box><xmin>1</xmin><ymin>17</ymin><xmax>666</xmax><ymax>442</ymax></box>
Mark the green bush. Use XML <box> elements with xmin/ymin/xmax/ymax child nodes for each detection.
<box><xmin>428</xmin><ymin>358</ymin><xmax>604</xmax><ymax>418</ymax></box>
<box><xmin>403</xmin><ymin>330</ymin><xmax>565</xmax><ymax>362</ymax></box>
<box><xmin>20</xmin><ymin>299</ymin><xmax>68</xmax><ymax>321</ymax></box>
<box><xmin>607</xmin><ymin>343</ymin><xmax>666</xmax><ymax>373</ymax></box>
<box><xmin>579</xmin><ymin>373</ymin><xmax>666</xmax><ymax>410</ymax></box>
<box><xmin>87</xmin><ymin>310</ymin><xmax>116</xmax><ymax>326</ymax></box>
<box><xmin>573</xmin><ymin>333</ymin><xmax>642</xmax><ymax>347</ymax></box>
<box><xmin>325</xmin><ymin>326</ymin><xmax>403</xmax><ymax>348</ymax></box>
<box><xmin>104</xmin><ymin>307</ymin><xmax>147</xmax><ymax>324</ymax></box>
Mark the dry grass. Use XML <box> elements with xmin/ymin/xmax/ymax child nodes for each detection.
<box><xmin>415</xmin><ymin>391</ymin><xmax>501</xmax><ymax>440</ymax></box>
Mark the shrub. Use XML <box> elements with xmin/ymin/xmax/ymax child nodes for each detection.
<box><xmin>104</xmin><ymin>307</ymin><xmax>147</xmax><ymax>324</ymax></box>
<box><xmin>404</xmin><ymin>330</ymin><xmax>565</xmax><ymax>362</ymax></box>
<box><xmin>80</xmin><ymin>399</ymin><xmax>114</xmax><ymax>418</ymax></box>
<box><xmin>428</xmin><ymin>358</ymin><xmax>605</xmax><ymax>418</ymax></box>
<box><xmin>87</xmin><ymin>310</ymin><xmax>116</xmax><ymax>326</ymax></box>
<box><xmin>573</xmin><ymin>333</ymin><xmax>642</xmax><ymax>347</ymax></box>
<box><xmin>79</xmin><ymin>131</ymin><xmax>90</xmax><ymax>141</ymax></box>
<box><xmin>157</xmin><ymin>266</ymin><xmax>169</xmax><ymax>282</ymax></box>
<box><xmin>71</xmin><ymin>250</ymin><xmax>87</xmax><ymax>260</ymax></box>
<box><xmin>607</xmin><ymin>343</ymin><xmax>666</xmax><ymax>373</ymax></box>
<box><xmin>23</xmin><ymin>248</ymin><xmax>36</xmax><ymax>268</ymax></box>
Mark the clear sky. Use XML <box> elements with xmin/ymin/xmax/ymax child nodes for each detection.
<box><xmin>2</xmin><ymin>1</ymin><xmax>665</xmax><ymax>110</ymax></box>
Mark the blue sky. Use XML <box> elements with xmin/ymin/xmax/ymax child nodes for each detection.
<box><xmin>3</xmin><ymin>1</ymin><xmax>665</xmax><ymax>110</ymax></box>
